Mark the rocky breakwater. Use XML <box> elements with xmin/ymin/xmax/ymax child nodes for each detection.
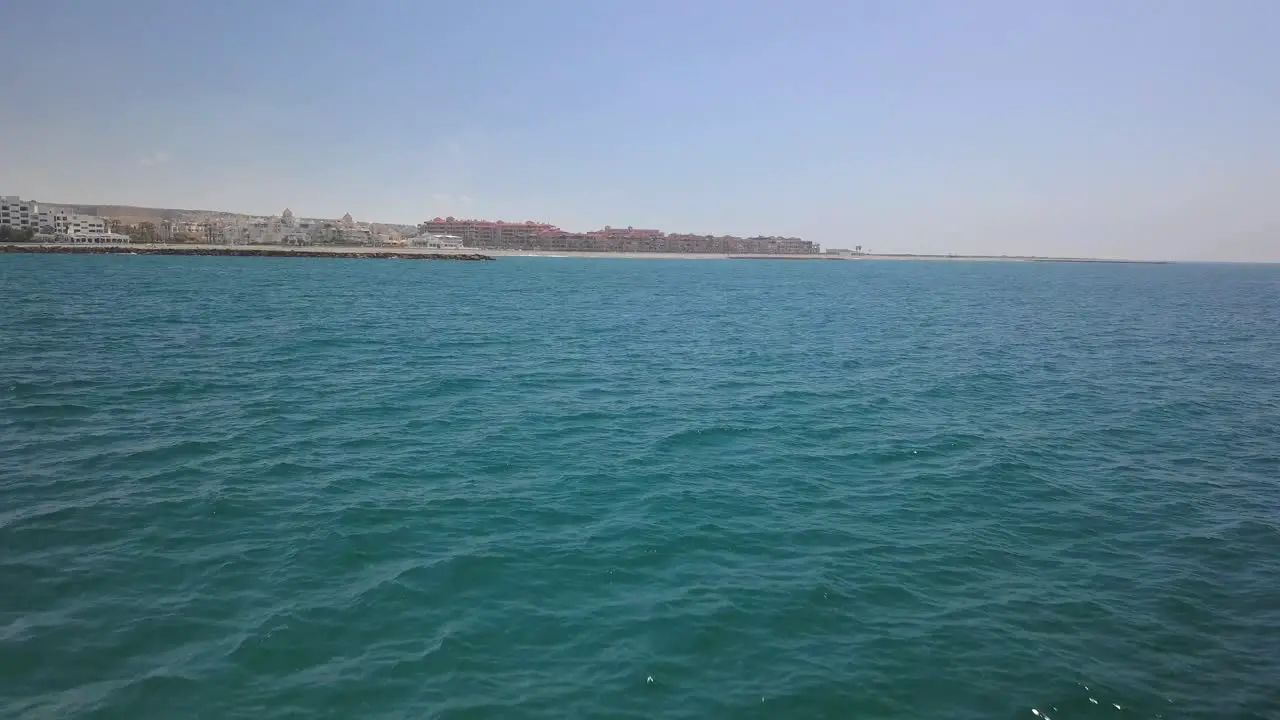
<box><xmin>1</xmin><ymin>244</ymin><xmax>494</xmax><ymax>261</ymax></box>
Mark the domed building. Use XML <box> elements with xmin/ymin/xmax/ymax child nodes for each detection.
<box><xmin>281</xmin><ymin>208</ymin><xmax>295</xmax><ymax>227</ymax></box>
<box><xmin>333</xmin><ymin>212</ymin><xmax>372</xmax><ymax>245</ymax></box>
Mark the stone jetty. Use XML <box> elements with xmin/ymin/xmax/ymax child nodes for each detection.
<box><xmin>0</xmin><ymin>244</ymin><xmax>494</xmax><ymax>260</ymax></box>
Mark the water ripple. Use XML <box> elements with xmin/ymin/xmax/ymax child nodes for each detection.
<box><xmin>2</xmin><ymin>256</ymin><xmax>1279</xmax><ymax>718</ymax></box>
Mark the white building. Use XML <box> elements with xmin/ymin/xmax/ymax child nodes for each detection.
<box><xmin>220</xmin><ymin>208</ymin><xmax>312</xmax><ymax>246</ymax></box>
<box><xmin>170</xmin><ymin>219</ymin><xmax>223</xmax><ymax>242</ymax></box>
<box><xmin>373</xmin><ymin>228</ymin><xmax>405</xmax><ymax>246</ymax></box>
<box><xmin>333</xmin><ymin>212</ymin><xmax>375</xmax><ymax>245</ymax></box>
<box><xmin>3</xmin><ymin>197</ymin><xmax>111</xmax><ymax>237</ymax></box>
<box><xmin>39</xmin><ymin>207</ymin><xmax>73</xmax><ymax>232</ymax></box>
<box><xmin>60</xmin><ymin>213</ymin><xmax>108</xmax><ymax>236</ymax></box>
<box><xmin>61</xmin><ymin>231</ymin><xmax>133</xmax><ymax>244</ymax></box>
<box><xmin>409</xmin><ymin>233</ymin><xmax>464</xmax><ymax>249</ymax></box>
<box><xmin>35</xmin><ymin>206</ymin><xmax>107</xmax><ymax>235</ymax></box>
<box><xmin>1</xmin><ymin>196</ymin><xmax>40</xmax><ymax>230</ymax></box>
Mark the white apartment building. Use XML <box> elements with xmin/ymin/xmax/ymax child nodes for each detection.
<box><xmin>52</xmin><ymin>212</ymin><xmax>107</xmax><ymax>236</ymax></box>
<box><xmin>39</xmin><ymin>207</ymin><xmax>74</xmax><ymax>233</ymax></box>
<box><xmin>1</xmin><ymin>197</ymin><xmax>109</xmax><ymax>237</ymax></box>
<box><xmin>0</xmin><ymin>196</ymin><xmax>40</xmax><ymax>230</ymax></box>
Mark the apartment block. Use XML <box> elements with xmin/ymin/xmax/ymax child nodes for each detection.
<box><xmin>0</xmin><ymin>196</ymin><xmax>40</xmax><ymax>230</ymax></box>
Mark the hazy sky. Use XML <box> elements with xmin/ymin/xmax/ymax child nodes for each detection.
<box><xmin>2</xmin><ymin>0</ymin><xmax>1277</xmax><ymax>261</ymax></box>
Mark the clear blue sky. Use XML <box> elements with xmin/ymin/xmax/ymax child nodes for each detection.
<box><xmin>2</xmin><ymin>0</ymin><xmax>1277</xmax><ymax>260</ymax></box>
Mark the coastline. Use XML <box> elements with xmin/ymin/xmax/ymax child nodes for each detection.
<box><xmin>1</xmin><ymin>243</ymin><xmax>493</xmax><ymax>261</ymax></box>
<box><xmin>0</xmin><ymin>242</ymin><xmax>1169</xmax><ymax>264</ymax></box>
<box><xmin>848</xmin><ymin>253</ymin><xmax>1170</xmax><ymax>264</ymax></box>
<box><xmin>484</xmin><ymin>249</ymin><xmax>1168</xmax><ymax>263</ymax></box>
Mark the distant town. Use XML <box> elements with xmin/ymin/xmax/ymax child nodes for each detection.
<box><xmin>1</xmin><ymin>195</ymin><xmax>830</xmax><ymax>255</ymax></box>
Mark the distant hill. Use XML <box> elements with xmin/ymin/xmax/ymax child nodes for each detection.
<box><xmin>48</xmin><ymin>204</ymin><xmax>198</xmax><ymax>224</ymax></box>
<box><xmin>45</xmin><ymin>203</ymin><xmax>413</xmax><ymax>230</ymax></box>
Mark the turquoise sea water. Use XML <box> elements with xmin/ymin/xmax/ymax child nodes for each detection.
<box><xmin>2</xmin><ymin>255</ymin><xmax>1279</xmax><ymax>719</ymax></box>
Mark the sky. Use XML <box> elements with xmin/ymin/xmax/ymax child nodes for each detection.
<box><xmin>1</xmin><ymin>0</ymin><xmax>1277</xmax><ymax>261</ymax></box>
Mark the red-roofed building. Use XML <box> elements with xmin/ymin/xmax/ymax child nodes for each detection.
<box><xmin>417</xmin><ymin>217</ymin><xmax>560</xmax><ymax>248</ymax></box>
<box><xmin>416</xmin><ymin>217</ymin><xmax>818</xmax><ymax>254</ymax></box>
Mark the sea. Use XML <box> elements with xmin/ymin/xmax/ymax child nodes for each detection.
<box><xmin>2</xmin><ymin>255</ymin><xmax>1278</xmax><ymax>720</ymax></box>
